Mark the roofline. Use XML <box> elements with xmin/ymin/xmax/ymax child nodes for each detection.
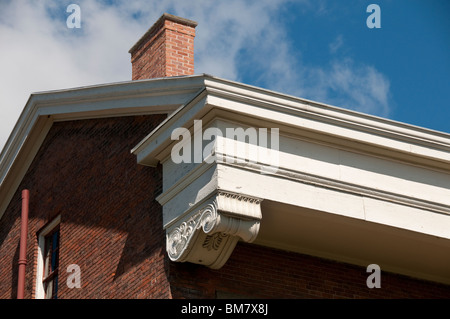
<box><xmin>1</xmin><ymin>73</ymin><xmax>450</xmax><ymax>221</ymax></box>
<box><xmin>0</xmin><ymin>75</ymin><xmax>206</xmax><ymax>220</ymax></box>
<box><xmin>132</xmin><ymin>74</ymin><xmax>450</xmax><ymax>169</ymax></box>
<box><xmin>0</xmin><ymin>75</ymin><xmax>205</xmax><ymax>163</ymax></box>
<box><xmin>202</xmin><ymin>75</ymin><xmax>450</xmax><ymax>141</ymax></box>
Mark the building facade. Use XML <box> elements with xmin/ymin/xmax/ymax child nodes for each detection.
<box><xmin>1</xmin><ymin>14</ymin><xmax>449</xmax><ymax>299</ymax></box>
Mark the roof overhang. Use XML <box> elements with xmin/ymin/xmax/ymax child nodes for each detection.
<box><xmin>0</xmin><ymin>75</ymin><xmax>207</xmax><ymax>219</ymax></box>
<box><xmin>132</xmin><ymin>75</ymin><xmax>450</xmax><ymax>283</ymax></box>
<box><xmin>1</xmin><ymin>74</ymin><xmax>449</xmax><ymax>284</ymax></box>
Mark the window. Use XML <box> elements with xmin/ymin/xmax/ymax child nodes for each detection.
<box><xmin>42</xmin><ymin>226</ymin><xmax>60</xmax><ymax>299</ymax></box>
<box><xmin>35</xmin><ymin>215</ymin><xmax>60</xmax><ymax>299</ymax></box>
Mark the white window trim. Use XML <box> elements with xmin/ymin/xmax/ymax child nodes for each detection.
<box><xmin>35</xmin><ymin>215</ymin><xmax>60</xmax><ymax>299</ymax></box>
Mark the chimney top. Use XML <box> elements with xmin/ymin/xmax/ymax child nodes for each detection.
<box><xmin>129</xmin><ymin>13</ymin><xmax>198</xmax><ymax>80</ymax></box>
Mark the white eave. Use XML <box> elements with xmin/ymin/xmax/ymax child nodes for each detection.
<box><xmin>133</xmin><ymin>74</ymin><xmax>450</xmax><ymax>171</ymax></box>
<box><xmin>131</xmin><ymin>74</ymin><xmax>450</xmax><ymax>283</ymax></box>
<box><xmin>0</xmin><ymin>75</ymin><xmax>207</xmax><ymax>219</ymax></box>
<box><xmin>1</xmin><ymin>73</ymin><xmax>450</xmax><ymax>284</ymax></box>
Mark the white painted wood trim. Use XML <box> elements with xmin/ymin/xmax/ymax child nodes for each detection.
<box><xmin>35</xmin><ymin>215</ymin><xmax>61</xmax><ymax>299</ymax></box>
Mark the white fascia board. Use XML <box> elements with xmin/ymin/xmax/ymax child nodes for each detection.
<box><xmin>204</xmin><ymin>75</ymin><xmax>450</xmax><ymax>147</ymax></box>
<box><xmin>131</xmin><ymin>88</ymin><xmax>210</xmax><ymax>166</ymax></box>
<box><xmin>29</xmin><ymin>76</ymin><xmax>206</xmax><ymax>120</ymax></box>
<box><xmin>133</xmin><ymin>74</ymin><xmax>450</xmax><ymax>172</ymax></box>
<box><xmin>203</xmin><ymin>77</ymin><xmax>450</xmax><ymax>167</ymax></box>
<box><xmin>0</xmin><ymin>75</ymin><xmax>205</xmax><ymax>168</ymax></box>
<box><xmin>0</xmin><ymin>75</ymin><xmax>206</xmax><ymax>220</ymax></box>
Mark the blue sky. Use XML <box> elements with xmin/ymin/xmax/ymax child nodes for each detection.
<box><xmin>0</xmin><ymin>0</ymin><xmax>449</xmax><ymax>150</ymax></box>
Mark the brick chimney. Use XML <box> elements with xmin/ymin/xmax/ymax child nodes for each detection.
<box><xmin>129</xmin><ymin>13</ymin><xmax>197</xmax><ymax>80</ymax></box>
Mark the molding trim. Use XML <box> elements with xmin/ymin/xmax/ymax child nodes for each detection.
<box><xmin>166</xmin><ymin>191</ymin><xmax>262</xmax><ymax>269</ymax></box>
<box><xmin>216</xmin><ymin>155</ymin><xmax>450</xmax><ymax>216</ymax></box>
<box><xmin>0</xmin><ymin>75</ymin><xmax>207</xmax><ymax>221</ymax></box>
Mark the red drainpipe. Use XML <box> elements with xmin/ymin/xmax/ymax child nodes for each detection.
<box><xmin>17</xmin><ymin>189</ymin><xmax>29</xmax><ymax>299</ymax></box>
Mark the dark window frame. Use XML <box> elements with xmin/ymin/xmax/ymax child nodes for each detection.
<box><xmin>42</xmin><ymin>225</ymin><xmax>60</xmax><ymax>299</ymax></box>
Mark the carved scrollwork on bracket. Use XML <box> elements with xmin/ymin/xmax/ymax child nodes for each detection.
<box><xmin>167</xmin><ymin>201</ymin><xmax>219</xmax><ymax>262</ymax></box>
<box><xmin>166</xmin><ymin>191</ymin><xmax>262</xmax><ymax>269</ymax></box>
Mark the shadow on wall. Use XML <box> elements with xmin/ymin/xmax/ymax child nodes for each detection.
<box><xmin>0</xmin><ymin>115</ymin><xmax>168</xmax><ymax>298</ymax></box>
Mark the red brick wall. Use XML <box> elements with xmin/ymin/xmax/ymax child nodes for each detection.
<box><xmin>0</xmin><ymin>115</ymin><xmax>169</xmax><ymax>299</ymax></box>
<box><xmin>1</xmin><ymin>115</ymin><xmax>449</xmax><ymax>299</ymax></box>
<box><xmin>168</xmin><ymin>242</ymin><xmax>450</xmax><ymax>299</ymax></box>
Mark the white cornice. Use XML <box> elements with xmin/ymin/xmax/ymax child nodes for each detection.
<box><xmin>0</xmin><ymin>75</ymin><xmax>206</xmax><ymax>220</ymax></box>
<box><xmin>201</xmin><ymin>78</ymin><xmax>450</xmax><ymax>168</ymax></box>
<box><xmin>203</xmin><ymin>75</ymin><xmax>450</xmax><ymax>147</ymax></box>
<box><xmin>2</xmin><ymin>73</ymin><xmax>447</xmax><ymax>282</ymax></box>
<box><xmin>2</xmin><ymin>73</ymin><xmax>450</xmax><ymax>222</ymax></box>
<box><xmin>128</xmin><ymin>75</ymin><xmax>450</xmax><ymax>279</ymax></box>
<box><xmin>133</xmin><ymin>75</ymin><xmax>450</xmax><ymax>177</ymax></box>
<box><xmin>217</xmin><ymin>158</ymin><xmax>450</xmax><ymax>217</ymax></box>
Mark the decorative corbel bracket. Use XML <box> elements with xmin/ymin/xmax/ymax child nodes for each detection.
<box><xmin>166</xmin><ymin>191</ymin><xmax>262</xmax><ymax>269</ymax></box>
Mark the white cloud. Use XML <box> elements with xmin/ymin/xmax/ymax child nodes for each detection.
<box><xmin>0</xmin><ymin>0</ymin><xmax>392</xmax><ymax>151</ymax></box>
<box><xmin>329</xmin><ymin>34</ymin><xmax>344</xmax><ymax>54</ymax></box>
<box><xmin>326</xmin><ymin>60</ymin><xmax>391</xmax><ymax>116</ymax></box>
